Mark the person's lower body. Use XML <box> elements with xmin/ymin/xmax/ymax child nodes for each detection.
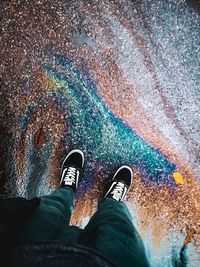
<box><xmin>19</xmin><ymin>149</ymin><xmax>150</xmax><ymax>267</ymax></box>
<box><xmin>20</xmin><ymin>187</ymin><xmax>150</xmax><ymax>267</ymax></box>
<box><xmin>79</xmin><ymin>197</ymin><xmax>150</xmax><ymax>267</ymax></box>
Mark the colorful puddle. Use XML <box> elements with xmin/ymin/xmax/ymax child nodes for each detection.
<box><xmin>0</xmin><ymin>0</ymin><xmax>199</xmax><ymax>266</ymax></box>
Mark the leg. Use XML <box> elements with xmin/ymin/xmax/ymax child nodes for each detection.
<box><xmin>80</xmin><ymin>166</ymin><xmax>150</xmax><ymax>267</ymax></box>
<box><xmin>80</xmin><ymin>198</ymin><xmax>150</xmax><ymax>267</ymax></box>
<box><xmin>20</xmin><ymin>149</ymin><xmax>85</xmax><ymax>243</ymax></box>
<box><xmin>20</xmin><ymin>187</ymin><xmax>75</xmax><ymax>242</ymax></box>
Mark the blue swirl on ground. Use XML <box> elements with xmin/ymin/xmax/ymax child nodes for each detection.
<box><xmin>18</xmin><ymin>52</ymin><xmax>177</xmax><ymax>186</ymax></box>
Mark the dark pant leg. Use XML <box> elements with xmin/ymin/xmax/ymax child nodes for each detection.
<box><xmin>80</xmin><ymin>198</ymin><xmax>150</xmax><ymax>267</ymax></box>
<box><xmin>20</xmin><ymin>188</ymin><xmax>76</xmax><ymax>242</ymax></box>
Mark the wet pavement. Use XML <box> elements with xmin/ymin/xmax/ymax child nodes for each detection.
<box><xmin>0</xmin><ymin>0</ymin><xmax>200</xmax><ymax>266</ymax></box>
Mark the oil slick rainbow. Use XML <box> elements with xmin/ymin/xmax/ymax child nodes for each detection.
<box><xmin>17</xmin><ymin>52</ymin><xmax>183</xmax><ymax>190</ymax></box>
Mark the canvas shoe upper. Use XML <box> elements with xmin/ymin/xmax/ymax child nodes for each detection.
<box><xmin>105</xmin><ymin>166</ymin><xmax>133</xmax><ymax>201</ymax></box>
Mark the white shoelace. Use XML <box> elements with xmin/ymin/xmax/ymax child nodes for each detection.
<box><xmin>111</xmin><ymin>181</ymin><xmax>127</xmax><ymax>201</ymax></box>
<box><xmin>63</xmin><ymin>167</ymin><xmax>77</xmax><ymax>186</ymax></box>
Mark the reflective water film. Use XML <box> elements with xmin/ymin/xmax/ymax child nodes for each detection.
<box><xmin>0</xmin><ymin>1</ymin><xmax>200</xmax><ymax>266</ymax></box>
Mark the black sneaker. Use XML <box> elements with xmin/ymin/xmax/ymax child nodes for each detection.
<box><xmin>60</xmin><ymin>149</ymin><xmax>84</xmax><ymax>192</ymax></box>
<box><xmin>105</xmin><ymin>166</ymin><xmax>133</xmax><ymax>201</ymax></box>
